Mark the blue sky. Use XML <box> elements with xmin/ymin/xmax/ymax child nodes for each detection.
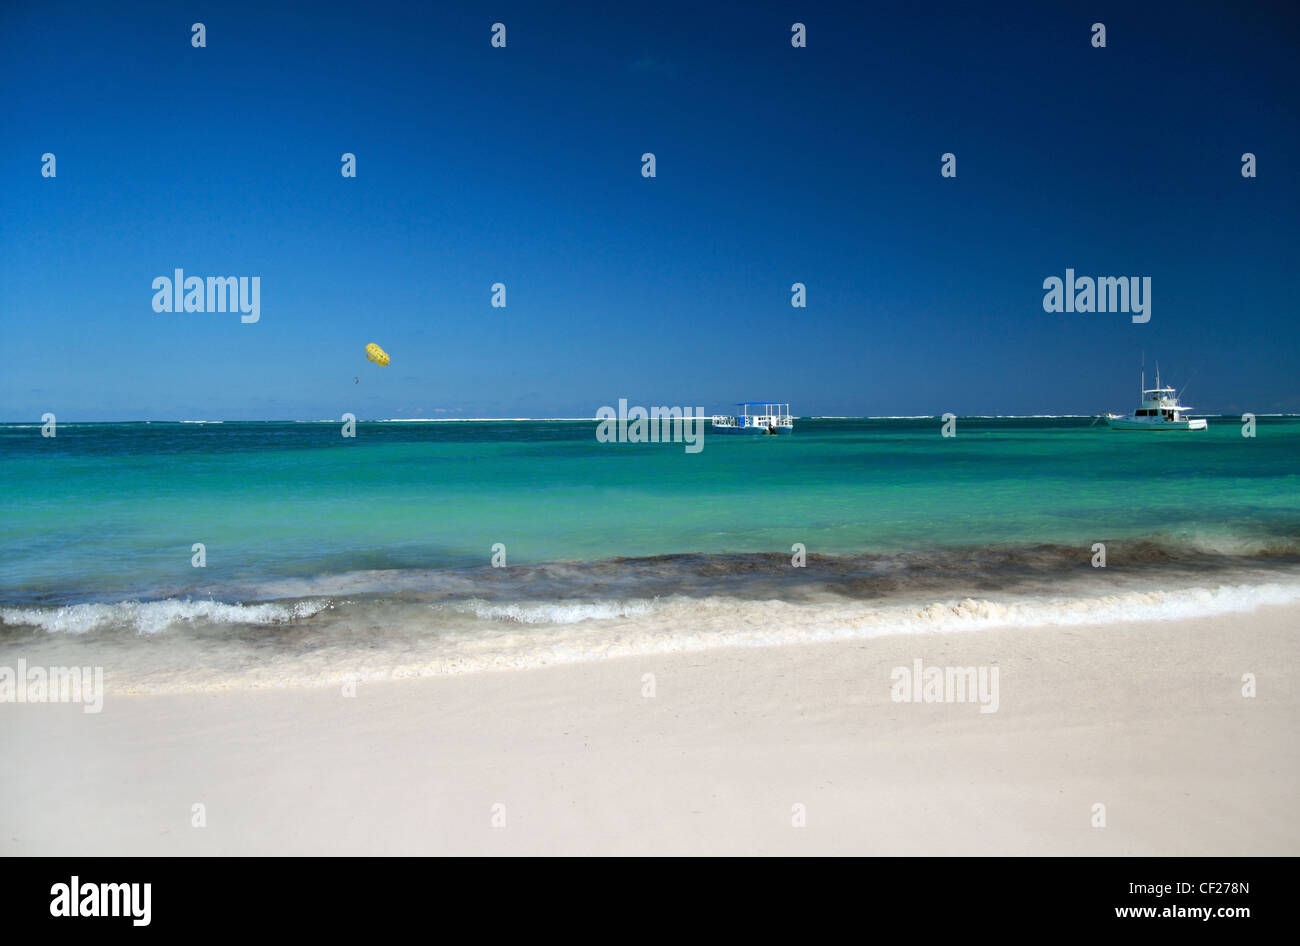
<box><xmin>1</xmin><ymin>0</ymin><xmax>1297</xmax><ymax>419</ymax></box>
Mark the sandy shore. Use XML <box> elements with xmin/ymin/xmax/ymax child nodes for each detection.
<box><xmin>2</xmin><ymin>603</ymin><xmax>1296</xmax><ymax>855</ymax></box>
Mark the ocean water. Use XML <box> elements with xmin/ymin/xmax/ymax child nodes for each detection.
<box><xmin>2</xmin><ymin>417</ymin><xmax>1298</xmax><ymax>690</ymax></box>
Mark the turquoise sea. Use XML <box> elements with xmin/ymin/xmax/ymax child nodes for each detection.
<box><xmin>3</xmin><ymin>417</ymin><xmax>1298</xmax><ymax>690</ymax></box>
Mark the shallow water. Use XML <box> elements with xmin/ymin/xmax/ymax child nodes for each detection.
<box><xmin>2</xmin><ymin>417</ymin><xmax>1297</xmax><ymax>689</ymax></box>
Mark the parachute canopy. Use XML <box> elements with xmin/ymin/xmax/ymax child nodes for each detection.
<box><xmin>365</xmin><ymin>343</ymin><xmax>390</xmax><ymax>366</ymax></box>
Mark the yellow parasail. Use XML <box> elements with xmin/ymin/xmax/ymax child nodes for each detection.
<box><xmin>365</xmin><ymin>343</ymin><xmax>390</xmax><ymax>366</ymax></box>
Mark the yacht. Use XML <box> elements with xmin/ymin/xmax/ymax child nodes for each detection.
<box><xmin>1107</xmin><ymin>367</ymin><xmax>1207</xmax><ymax>431</ymax></box>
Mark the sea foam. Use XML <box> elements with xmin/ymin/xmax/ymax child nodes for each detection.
<box><xmin>0</xmin><ymin>598</ymin><xmax>331</xmax><ymax>635</ymax></box>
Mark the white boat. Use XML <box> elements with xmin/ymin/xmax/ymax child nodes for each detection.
<box><xmin>1106</xmin><ymin>367</ymin><xmax>1207</xmax><ymax>431</ymax></box>
<box><xmin>712</xmin><ymin>402</ymin><xmax>793</xmax><ymax>434</ymax></box>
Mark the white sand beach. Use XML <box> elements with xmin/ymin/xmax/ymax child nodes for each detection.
<box><xmin>2</xmin><ymin>604</ymin><xmax>1296</xmax><ymax>856</ymax></box>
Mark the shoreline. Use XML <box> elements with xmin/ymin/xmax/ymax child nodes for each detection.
<box><xmin>5</xmin><ymin>568</ymin><xmax>1300</xmax><ymax>694</ymax></box>
<box><xmin>4</xmin><ymin>574</ymin><xmax>1300</xmax><ymax>694</ymax></box>
<box><xmin>3</xmin><ymin>602</ymin><xmax>1296</xmax><ymax>855</ymax></box>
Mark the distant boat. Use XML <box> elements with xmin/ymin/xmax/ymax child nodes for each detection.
<box><xmin>711</xmin><ymin>402</ymin><xmax>793</xmax><ymax>435</ymax></box>
<box><xmin>1107</xmin><ymin>366</ymin><xmax>1207</xmax><ymax>431</ymax></box>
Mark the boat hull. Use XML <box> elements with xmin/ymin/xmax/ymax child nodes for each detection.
<box><xmin>1107</xmin><ymin>417</ymin><xmax>1208</xmax><ymax>431</ymax></box>
<box><xmin>711</xmin><ymin>425</ymin><xmax>793</xmax><ymax>435</ymax></box>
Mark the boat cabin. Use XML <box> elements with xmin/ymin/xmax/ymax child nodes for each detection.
<box><xmin>712</xmin><ymin>402</ymin><xmax>794</xmax><ymax>433</ymax></box>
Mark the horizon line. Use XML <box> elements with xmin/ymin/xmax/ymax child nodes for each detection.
<box><xmin>4</xmin><ymin>413</ymin><xmax>1293</xmax><ymax>426</ymax></box>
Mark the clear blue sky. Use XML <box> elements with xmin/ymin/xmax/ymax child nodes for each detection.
<box><xmin>2</xmin><ymin>1</ymin><xmax>1296</xmax><ymax>419</ymax></box>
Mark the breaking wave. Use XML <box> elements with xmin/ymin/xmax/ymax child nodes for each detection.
<box><xmin>0</xmin><ymin>598</ymin><xmax>331</xmax><ymax>636</ymax></box>
<box><xmin>458</xmin><ymin>598</ymin><xmax>658</xmax><ymax>625</ymax></box>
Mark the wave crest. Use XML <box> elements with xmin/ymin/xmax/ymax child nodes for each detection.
<box><xmin>1</xmin><ymin>598</ymin><xmax>331</xmax><ymax>635</ymax></box>
<box><xmin>458</xmin><ymin>598</ymin><xmax>658</xmax><ymax>625</ymax></box>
